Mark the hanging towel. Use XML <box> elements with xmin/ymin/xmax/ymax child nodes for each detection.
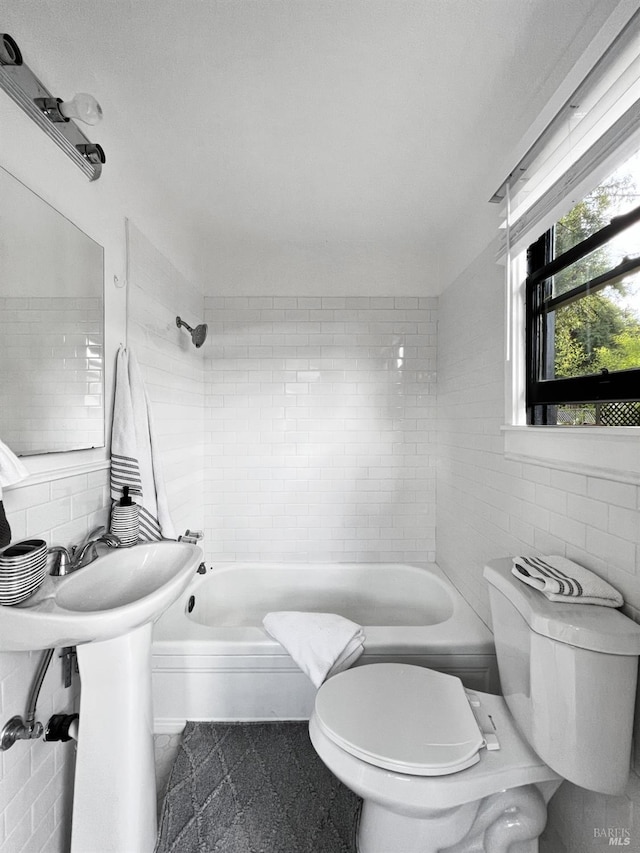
<box><xmin>263</xmin><ymin>611</ymin><xmax>365</xmax><ymax>687</ymax></box>
<box><xmin>110</xmin><ymin>346</ymin><xmax>176</xmax><ymax>541</ymax></box>
<box><xmin>0</xmin><ymin>438</ymin><xmax>29</xmax><ymax>547</ymax></box>
<box><xmin>512</xmin><ymin>555</ymin><xmax>623</xmax><ymax>607</ymax></box>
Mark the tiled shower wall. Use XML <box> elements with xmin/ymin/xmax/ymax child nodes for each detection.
<box><xmin>203</xmin><ymin>296</ymin><xmax>437</xmax><ymax>563</ymax></box>
<box><xmin>0</xmin><ymin>470</ymin><xmax>110</xmax><ymax>853</ymax></box>
<box><xmin>126</xmin><ymin>223</ymin><xmax>206</xmax><ymax>538</ymax></box>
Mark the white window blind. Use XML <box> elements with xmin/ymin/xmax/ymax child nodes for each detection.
<box><xmin>494</xmin><ymin>7</ymin><xmax>640</xmax><ymax>259</ymax></box>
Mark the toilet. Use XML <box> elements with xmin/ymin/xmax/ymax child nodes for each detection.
<box><xmin>309</xmin><ymin>558</ymin><xmax>640</xmax><ymax>853</ymax></box>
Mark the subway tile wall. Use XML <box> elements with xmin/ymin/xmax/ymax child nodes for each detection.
<box><xmin>0</xmin><ymin>297</ymin><xmax>103</xmax><ymax>455</ymax></box>
<box><xmin>0</xmin><ymin>469</ymin><xmax>110</xmax><ymax>853</ymax></box>
<box><xmin>436</xmin><ymin>241</ymin><xmax>640</xmax><ymax>853</ymax></box>
<box><xmin>203</xmin><ymin>296</ymin><xmax>437</xmax><ymax>563</ymax></box>
<box><xmin>436</xmin><ymin>242</ymin><xmax>640</xmax><ymax>625</ymax></box>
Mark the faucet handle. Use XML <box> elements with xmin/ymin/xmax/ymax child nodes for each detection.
<box><xmin>74</xmin><ymin>525</ymin><xmax>107</xmax><ymax>554</ymax></box>
<box><xmin>48</xmin><ymin>546</ymin><xmax>72</xmax><ymax>577</ymax></box>
<box><xmin>101</xmin><ymin>532</ymin><xmax>121</xmax><ymax>548</ymax></box>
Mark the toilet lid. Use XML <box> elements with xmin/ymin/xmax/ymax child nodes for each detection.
<box><xmin>314</xmin><ymin>664</ymin><xmax>485</xmax><ymax>776</ymax></box>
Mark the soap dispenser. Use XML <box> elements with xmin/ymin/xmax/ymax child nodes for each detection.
<box><xmin>110</xmin><ymin>486</ymin><xmax>139</xmax><ymax>546</ymax></box>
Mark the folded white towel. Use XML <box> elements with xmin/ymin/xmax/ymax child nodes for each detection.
<box><xmin>0</xmin><ymin>438</ymin><xmax>29</xmax><ymax>497</ymax></box>
<box><xmin>512</xmin><ymin>555</ymin><xmax>623</xmax><ymax>607</ymax></box>
<box><xmin>263</xmin><ymin>611</ymin><xmax>365</xmax><ymax>687</ymax></box>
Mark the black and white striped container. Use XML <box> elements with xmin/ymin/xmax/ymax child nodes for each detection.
<box><xmin>110</xmin><ymin>503</ymin><xmax>139</xmax><ymax>547</ymax></box>
<box><xmin>0</xmin><ymin>538</ymin><xmax>47</xmax><ymax>604</ymax></box>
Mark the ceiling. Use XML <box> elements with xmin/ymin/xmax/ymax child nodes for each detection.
<box><xmin>4</xmin><ymin>0</ymin><xmax>623</xmax><ymax>294</ymax></box>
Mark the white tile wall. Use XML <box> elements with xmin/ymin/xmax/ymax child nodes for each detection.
<box><xmin>436</xmin><ymin>240</ymin><xmax>640</xmax><ymax>851</ymax></box>
<box><xmin>437</xmin><ymin>242</ymin><xmax>640</xmax><ymax>623</ymax></box>
<box><xmin>126</xmin><ymin>223</ymin><xmax>205</xmax><ymax>539</ymax></box>
<box><xmin>203</xmin><ymin>295</ymin><xmax>437</xmax><ymax>563</ymax></box>
<box><xmin>0</xmin><ymin>297</ymin><xmax>103</xmax><ymax>455</ymax></box>
<box><xmin>0</xmin><ymin>469</ymin><xmax>109</xmax><ymax>853</ymax></box>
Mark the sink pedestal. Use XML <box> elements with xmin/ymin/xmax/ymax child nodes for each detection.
<box><xmin>0</xmin><ymin>542</ymin><xmax>202</xmax><ymax>849</ymax></box>
<box><xmin>71</xmin><ymin>622</ymin><xmax>157</xmax><ymax>853</ymax></box>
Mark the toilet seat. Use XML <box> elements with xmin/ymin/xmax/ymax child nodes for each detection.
<box><xmin>314</xmin><ymin>663</ymin><xmax>486</xmax><ymax>776</ymax></box>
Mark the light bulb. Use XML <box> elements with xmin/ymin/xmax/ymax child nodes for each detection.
<box><xmin>59</xmin><ymin>93</ymin><xmax>103</xmax><ymax>126</ymax></box>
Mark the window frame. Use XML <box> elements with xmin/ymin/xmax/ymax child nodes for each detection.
<box><xmin>525</xmin><ymin>202</ymin><xmax>640</xmax><ymax>425</ymax></box>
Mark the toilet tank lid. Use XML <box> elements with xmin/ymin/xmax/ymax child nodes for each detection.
<box><xmin>484</xmin><ymin>559</ymin><xmax>640</xmax><ymax>656</ymax></box>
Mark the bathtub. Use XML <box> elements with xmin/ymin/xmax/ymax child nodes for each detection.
<box><xmin>151</xmin><ymin>562</ymin><xmax>497</xmax><ymax>732</ymax></box>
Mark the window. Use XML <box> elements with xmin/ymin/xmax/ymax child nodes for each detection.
<box><xmin>525</xmin><ymin>149</ymin><xmax>640</xmax><ymax>426</ymax></box>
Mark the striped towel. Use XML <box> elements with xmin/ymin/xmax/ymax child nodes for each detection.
<box><xmin>110</xmin><ymin>346</ymin><xmax>176</xmax><ymax>541</ymax></box>
<box><xmin>512</xmin><ymin>555</ymin><xmax>623</xmax><ymax>607</ymax></box>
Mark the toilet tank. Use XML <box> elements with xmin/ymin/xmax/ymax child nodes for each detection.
<box><xmin>484</xmin><ymin>558</ymin><xmax>640</xmax><ymax>795</ymax></box>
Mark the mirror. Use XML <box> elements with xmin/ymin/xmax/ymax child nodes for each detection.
<box><xmin>0</xmin><ymin>167</ymin><xmax>104</xmax><ymax>455</ymax></box>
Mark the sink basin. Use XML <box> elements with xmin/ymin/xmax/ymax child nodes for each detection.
<box><xmin>0</xmin><ymin>541</ymin><xmax>202</xmax><ymax>651</ymax></box>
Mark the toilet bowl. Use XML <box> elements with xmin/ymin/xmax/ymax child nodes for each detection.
<box><xmin>309</xmin><ymin>664</ymin><xmax>560</xmax><ymax>853</ymax></box>
<box><xmin>308</xmin><ymin>559</ymin><xmax>640</xmax><ymax>853</ymax></box>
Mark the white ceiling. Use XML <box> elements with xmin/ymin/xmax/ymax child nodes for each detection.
<box><xmin>5</xmin><ymin>0</ymin><xmax>623</xmax><ymax>294</ymax></box>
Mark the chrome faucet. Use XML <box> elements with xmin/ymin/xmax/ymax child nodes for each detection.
<box><xmin>48</xmin><ymin>526</ymin><xmax>122</xmax><ymax>576</ymax></box>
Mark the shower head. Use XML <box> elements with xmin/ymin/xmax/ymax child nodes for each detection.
<box><xmin>176</xmin><ymin>316</ymin><xmax>208</xmax><ymax>348</ymax></box>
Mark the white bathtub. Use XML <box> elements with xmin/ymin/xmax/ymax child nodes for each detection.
<box><xmin>151</xmin><ymin>562</ymin><xmax>497</xmax><ymax>732</ymax></box>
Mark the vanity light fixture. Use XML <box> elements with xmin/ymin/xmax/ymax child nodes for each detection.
<box><xmin>34</xmin><ymin>93</ymin><xmax>103</xmax><ymax>126</ymax></box>
<box><xmin>0</xmin><ymin>32</ymin><xmax>105</xmax><ymax>180</ymax></box>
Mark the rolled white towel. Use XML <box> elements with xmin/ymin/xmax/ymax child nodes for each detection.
<box><xmin>263</xmin><ymin>611</ymin><xmax>365</xmax><ymax>687</ymax></box>
<box><xmin>512</xmin><ymin>555</ymin><xmax>623</xmax><ymax>607</ymax></box>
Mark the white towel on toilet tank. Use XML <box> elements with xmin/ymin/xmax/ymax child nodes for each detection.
<box><xmin>512</xmin><ymin>555</ymin><xmax>623</xmax><ymax>607</ymax></box>
<box><xmin>263</xmin><ymin>611</ymin><xmax>365</xmax><ymax>687</ymax></box>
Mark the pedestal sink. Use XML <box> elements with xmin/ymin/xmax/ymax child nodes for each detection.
<box><xmin>0</xmin><ymin>540</ymin><xmax>202</xmax><ymax>853</ymax></box>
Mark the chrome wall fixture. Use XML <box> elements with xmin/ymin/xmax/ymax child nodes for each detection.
<box><xmin>0</xmin><ymin>32</ymin><xmax>105</xmax><ymax>181</ymax></box>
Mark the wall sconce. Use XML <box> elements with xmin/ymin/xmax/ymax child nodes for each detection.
<box><xmin>0</xmin><ymin>33</ymin><xmax>105</xmax><ymax>180</ymax></box>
